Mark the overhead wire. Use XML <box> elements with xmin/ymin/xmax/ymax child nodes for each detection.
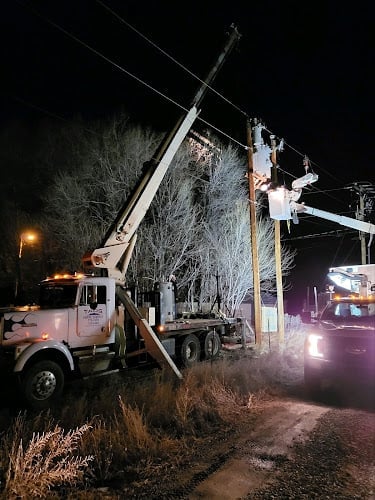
<box><xmin>94</xmin><ymin>0</ymin><xmax>352</xmax><ymax>208</ymax></box>
<box><xmin>15</xmin><ymin>0</ymin><xmax>248</xmax><ymax>150</ymax></box>
<box><xmin>95</xmin><ymin>0</ymin><xmax>247</xmax><ymax>118</ymax></box>
<box><xmin>13</xmin><ymin>0</ymin><xmax>362</xmax><ymax>213</ymax></box>
<box><xmin>7</xmin><ymin>95</ymin><xmax>100</xmax><ymax>136</ymax></box>
<box><xmin>282</xmin><ymin>228</ymin><xmax>356</xmax><ymax>241</ymax></box>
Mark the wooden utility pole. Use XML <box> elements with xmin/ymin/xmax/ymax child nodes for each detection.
<box><xmin>359</xmin><ymin>191</ymin><xmax>367</xmax><ymax>264</ymax></box>
<box><xmin>270</xmin><ymin>136</ymin><xmax>285</xmax><ymax>343</ymax></box>
<box><xmin>247</xmin><ymin>119</ymin><xmax>262</xmax><ymax>345</ymax></box>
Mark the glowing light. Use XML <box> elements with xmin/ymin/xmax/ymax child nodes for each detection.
<box><xmin>307</xmin><ymin>334</ymin><xmax>324</xmax><ymax>358</ymax></box>
<box><xmin>52</xmin><ymin>273</ymin><xmax>84</xmax><ymax>280</ymax></box>
<box><xmin>41</xmin><ymin>332</ymin><xmax>49</xmax><ymax>340</ymax></box>
<box><xmin>268</xmin><ymin>187</ymin><xmax>292</xmax><ymax>220</ymax></box>
<box><xmin>259</xmin><ymin>182</ymin><xmax>271</xmax><ymax>192</ymax></box>
<box><xmin>18</xmin><ymin>231</ymin><xmax>38</xmax><ymax>258</ymax></box>
<box><xmin>24</xmin><ymin>233</ymin><xmax>36</xmax><ymax>243</ymax></box>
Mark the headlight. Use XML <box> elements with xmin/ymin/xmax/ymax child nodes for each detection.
<box><xmin>307</xmin><ymin>333</ymin><xmax>325</xmax><ymax>358</ymax></box>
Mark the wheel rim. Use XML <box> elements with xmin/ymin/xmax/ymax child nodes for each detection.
<box><xmin>31</xmin><ymin>370</ymin><xmax>57</xmax><ymax>400</ymax></box>
<box><xmin>207</xmin><ymin>339</ymin><xmax>213</xmax><ymax>356</ymax></box>
<box><xmin>207</xmin><ymin>335</ymin><xmax>219</xmax><ymax>356</ymax></box>
<box><xmin>186</xmin><ymin>341</ymin><xmax>198</xmax><ymax>361</ymax></box>
<box><xmin>205</xmin><ymin>332</ymin><xmax>220</xmax><ymax>358</ymax></box>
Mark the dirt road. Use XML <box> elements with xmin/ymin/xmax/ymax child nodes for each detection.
<box><xmin>189</xmin><ymin>399</ymin><xmax>329</xmax><ymax>499</ymax></box>
<box><xmin>188</xmin><ymin>396</ymin><xmax>374</xmax><ymax>499</ymax></box>
<box><xmin>125</xmin><ymin>383</ymin><xmax>374</xmax><ymax>500</ymax></box>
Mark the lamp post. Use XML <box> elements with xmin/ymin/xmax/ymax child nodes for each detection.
<box><xmin>15</xmin><ymin>231</ymin><xmax>37</xmax><ymax>304</ymax></box>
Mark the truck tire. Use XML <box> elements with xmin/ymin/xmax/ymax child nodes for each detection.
<box><xmin>304</xmin><ymin>365</ymin><xmax>321</xmax><ymax>399</ymax></box>
<box><xmin>22</xmin><ymin>360</ymin><xmax>64</xmax><ymax>410</ymax></box>
<box><xmin>180</xmin><ymin>334</ymin><xmax>201</xmax><ymax>368</ymax></box>
<box><xmin>203</xmin><ymin>331</ymin><xmax>221</xmax><ymax>360</ymax></box>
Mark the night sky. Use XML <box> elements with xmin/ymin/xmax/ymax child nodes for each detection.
<box><xmin>2</xmin><ymin>1</ymin><xmax>374</xmax><ymax>312</ymax></box>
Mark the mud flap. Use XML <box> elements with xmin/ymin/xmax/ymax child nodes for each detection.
<box><xmin>117</xmin><ymin>287</ymin><xmax>182</xmax><ymax>379</ymax></box>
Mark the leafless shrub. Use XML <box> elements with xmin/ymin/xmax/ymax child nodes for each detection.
<box><xmin>206</xmin><ymin>379</ymin><xmax>243</xmax><ymax>419</ymax></box>
<box><xmin>2</xmin><ymin>418</ymin><xmax>93</xmax><ymax>499</ymax></box>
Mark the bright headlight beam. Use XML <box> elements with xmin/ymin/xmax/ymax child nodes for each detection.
<box><xmin>307</xmin><ymin>334</ymin><xmax>324</xmax><ymax>358</ymax></box>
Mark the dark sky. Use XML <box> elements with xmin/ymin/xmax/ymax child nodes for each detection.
<box><xmin>2</xmin><ymin>1</ymin><xmax>374</xmax><ymax>311</ymax></box>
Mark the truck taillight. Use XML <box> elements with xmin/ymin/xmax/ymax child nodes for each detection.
<box><xmin>307</xmin><ymin>334</ymin><xmax>325</xmax><ymax>358</ymax></box>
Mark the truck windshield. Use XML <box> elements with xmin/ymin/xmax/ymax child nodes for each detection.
<box><xmin>39</xmin><ymin>283</ymin><xmax>78</xmax><ymax>308</ymax></box>
<box><xmin>323</xmin><ymin>301</ymin><xmax>375</xmax><ymax>325</ymax></box>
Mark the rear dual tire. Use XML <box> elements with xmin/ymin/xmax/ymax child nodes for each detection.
<box><xmin>203</xmin><ymin>331</ymin><xmax>221</xmax><ymax>360</ymax></box>
<box><xmin>180</xmin><ymin>334</ymin><xmax>201</xmax><ymax>368</ymax></box>
<box><xmin>180</xmin><ymin>331</ymin><xmax>222</xmax><ymax>368</ymax></box>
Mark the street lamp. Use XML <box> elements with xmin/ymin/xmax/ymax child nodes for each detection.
<box><xmin>18</xmin><ymin>232</ymin><xmax>36</xmax><ymax>258</ymax></box>
<box><xmin>15</xmin><ymin>231</ymin><xmax>38</xmax><ymax>304</ymax></box>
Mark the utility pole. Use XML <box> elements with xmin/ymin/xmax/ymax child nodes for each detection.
<box><xmin>358</xmin><ymin>190</ymin><xmax>367</xmax><ymax>264</ymax></box>
<box><xmin>247</xmin><ymin>119</ymin><xmax>262</xmax><ymax>345</ymax></box>
<box><xmin>270</xmin><ymin>136</ymin><xmax>285</xmax><ymax>343</ymax></box>
<box><xmin>349</xmin><ymin>181</ymin><xmax>375</xmax><ymax>265</ymax></box>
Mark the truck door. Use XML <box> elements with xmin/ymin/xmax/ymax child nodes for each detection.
<box><xmin>77</xmin><ymin>283</ymin><xmax>108</xmax><ymax>340</ymax></box>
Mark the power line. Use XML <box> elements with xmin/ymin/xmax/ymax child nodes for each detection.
<box><xmin>282</xmin><ymin>228</ymin><xmax>356</xmax><ymax>241</ymax></box>
<box><xmin>15</xmin><ymin>0</ymin><xmax>249</xmax><ymax>151</ymax></box>
<box><xmin>91</xmin><ymin>3</ymin><xmax>365</xmax><ymax>211</ymax></box>
<box><xmin>14</xmin><ymin>0</ymin><xmax>362</xmax><ymax>213</ymax></box>
<box><xmin>95</xmin><ymin>0</ymin><xmax>247</xmax><ymax>118</ymax></box>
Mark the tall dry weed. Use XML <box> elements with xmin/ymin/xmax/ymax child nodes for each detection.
<box><xmin>133</xmin><ymin>370</ymin><xmax>180</xmax><ymax>429</ymax></box>
<box><xmin>116</xmin><ymin>396</ymin><xmax>155</xmax><ymax>455</ymax></box>
<box><xmin>79</xmin><ymin>418</ymin><xmax>114</xmax><ymax>484</ymax></box>
<box><xmin>175</xmin><ymin>383</ymin><xmax>194</xmax><ymax>426</ymax></box>
<box><xmin>2</xmin><ymin>421</ymin><xmax>93</xmax><ymax>499</ymax></box>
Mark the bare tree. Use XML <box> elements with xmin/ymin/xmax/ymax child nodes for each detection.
<box><xmin>196</xmin><ymin>139</ymin><xmax>296</xmax><ymax>316</ymax></box>
<box><xmin>130</xmin><ymin>143</ymin><xmax>203</xmax><ymax>290</ymax></box>
<box><xmin>42</xmin><ymin>116</ymin><xmax>296</xmax><ymax>315</ymax></box>
<box><xmin>43</xmin><ymin>116</ymin><xmax>160</xmax><ymax>271</ymax></box>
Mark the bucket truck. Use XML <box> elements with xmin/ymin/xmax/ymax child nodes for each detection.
<box><xmin>0</xmin><ymin>26</ymin><xmax>243</xmax><ymax>409</ymax></box>
<box><xmin>268</xmin><ymin>172</ymin><xmax>375</xmax><ymax>394</ymax></box>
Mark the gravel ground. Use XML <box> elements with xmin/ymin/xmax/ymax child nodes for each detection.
<box><xmin>247</xmin><ymin>407</ymin><xmax>375</xmax><ymax>499</ymax></box>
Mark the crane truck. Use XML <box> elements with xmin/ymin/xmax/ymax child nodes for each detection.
<box><xmin>0</xmin><ymin>26</ymin><xmax>244</xmax><ymax>409</ymax></box>
<box><xmin>267</xmin><ymin>171</ymin><xmax>375</xmax><ymax>394</ymax></box>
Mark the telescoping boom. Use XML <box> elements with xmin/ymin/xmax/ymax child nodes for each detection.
<box><xmin>82</xmin><ymin>25</ymin><xmax>241</xmax><ymax>284</ymax></box>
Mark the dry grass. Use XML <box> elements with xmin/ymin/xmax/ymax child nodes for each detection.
<box><xmin>1</xmin><ymin>416</ymin><xmax>93</xmax><ymax>499</ymax></box>
<box><xmin>0</xmin><ymin>318</ymin><xmax>305</xmax><ymax>498</ymax></box>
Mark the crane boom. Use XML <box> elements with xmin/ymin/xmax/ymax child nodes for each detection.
<box><xmin>83</xmin><ymin>105</ymin><xmax>199</xmax><ymax>281</ymax></box>
<box><xmin>82</xmin><ymin>25</ymin><xmax>241</xmax><ymax>284</ymax></box>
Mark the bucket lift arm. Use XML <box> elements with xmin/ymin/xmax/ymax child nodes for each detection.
<box><xmin>291</xmin><ymin>202</ymin><xmax>375</xmax><ymax>234</ymax></box>
<box><xmin>268</xmin><ymin>171</ymin><xmax>375</xmax><ymax>235</ymax></box>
